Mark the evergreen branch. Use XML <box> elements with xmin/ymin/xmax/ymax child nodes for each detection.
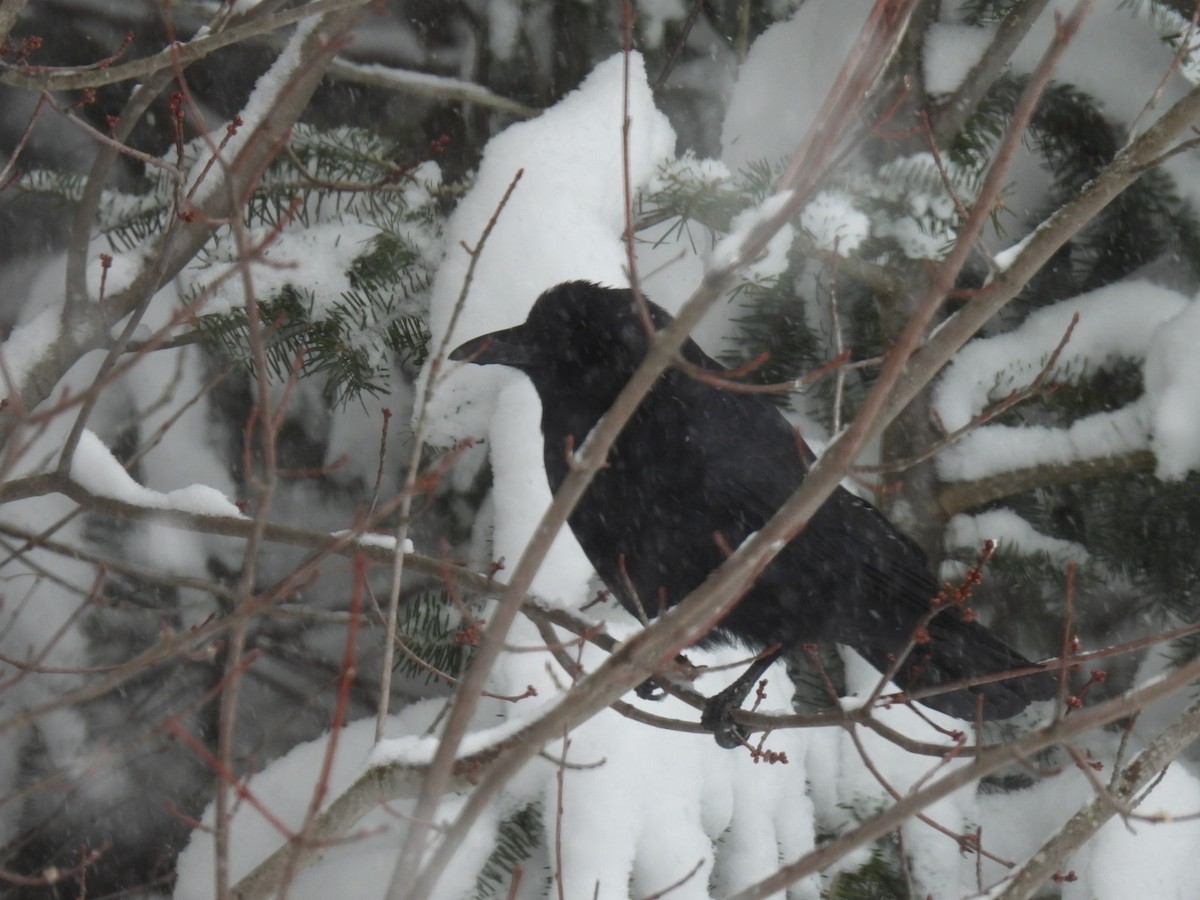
<box><xmin>937</xmin><ymin>449</ymin><xmax>1157</xmax><ymax>517</ymax></box>
<box><xmin>0</xmin><ymin>3</ymin><xmax>372</xmax><ymax>443</ymax></box>
<box><xmin>193</xmin><ymin>276</ymin><xmax>431</xmax><ymax>408</ymax></box>
<box><xmin>882</xmin><ymin>43</ymin><xmax>1200</xmax><ymax>453</ymax></box>
<box><xmin>860</xmin><ymin>312</ymin><xmax>1080</xmax><ymax>477</ymax></box>
<box><xmin>803</xmin><ymin>239</ymin><xmax>911</xmax><ymax>297</ymax></box>
<box><xmin>472</xmin><ymin>805</ymin><xmax>543</xmax><ymax>899</ymax></box>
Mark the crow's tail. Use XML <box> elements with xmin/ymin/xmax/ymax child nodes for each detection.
<box><xmin>854</xmin><ymin>611</ymin><xmax>1057</xmax><ymax>720</ymax></box>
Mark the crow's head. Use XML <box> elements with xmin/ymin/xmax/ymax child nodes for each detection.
<box><xmin>449</xmin><ymin>281</ymin><xmax>672</xmax><ymax>395</ymax></box>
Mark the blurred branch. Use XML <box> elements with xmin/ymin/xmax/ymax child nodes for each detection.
<box><xmin>0</xmin><ymin>0</ymin><xmax>535</xmax><ymax>117</ymax></box>
<box><xmin>375</xmin><ymin>167</ymin><xmax>524</xmax><ymax>745</ymax></box>
<box><xmin>0</xmin><ymin>0</ymin><xmax>363</xmax><ymax>90</ymax></box>
<box><xmin>0</xmin><ymin>0</ymin><xmax>28</xmax><ymax>48</ymax></box>
<box><xmin>932</xmin><ymin>0</ymin><xmax>1053</xmax><ymax>146</ymax></box>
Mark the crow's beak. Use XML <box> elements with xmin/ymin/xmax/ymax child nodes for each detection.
<box><xmin>448</xmin><ymin>324</ymin><xmax>534</xmax><ymax>368</ymax></box>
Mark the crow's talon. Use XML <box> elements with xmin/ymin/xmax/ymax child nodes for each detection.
<box><xmin>699</xmin><ymin>649</ymin><xmax>784</xmax><ymax>748</ymax></box>
<box><xmin>701</xmin><ymin>695</ymin><xmax>749</xmax><ymax>749</ymax></box>
<box><xmin>713</xmin><ymin>722</ymin><xmax>748</xmax><ymax>749</ymax></box>
<box><xmin>635</xmin><ymin>678</ymin><xmax>665</xmax><ymax>701</ymax></box>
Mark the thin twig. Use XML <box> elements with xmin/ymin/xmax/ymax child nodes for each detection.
<box><xmin>847</xmin><ymin>725</ymin><xmax>1015</xmax><ymax>868</ymax></box>
<box><xmin>375</xmin><ymin>169</ymin><xmax>523</xmax><ymax>751</ymax></box>
<box><xmin>0</xmin><ymin>0</ymin><xmax>368</xmax><ymax>91</ymax></box>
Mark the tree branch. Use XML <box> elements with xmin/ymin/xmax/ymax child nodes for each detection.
<box><xmin>0</xmin><ymin>0</ymin><xmax>365</xmax><ymax>91</ymax></box>
<box><xmin>932</xmin><ymin>0</ymin><xmax>1054</xmax><ymax>146</ymax></box>
<box><xmin>995</xmin><ymin>695</ymin><xmax>1200</xmax><ymax>899</ymax></box>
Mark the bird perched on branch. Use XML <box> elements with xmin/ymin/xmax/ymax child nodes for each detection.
<box><xmin>450</xmin><ymin>281</ymin><xmax>1055</xmax><ymax>747</ymax></box>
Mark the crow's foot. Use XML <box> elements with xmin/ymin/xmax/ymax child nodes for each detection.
<box><xmin>699</xmin><ymin>647</ymin><xmax>784</xmax><ymax>749</ymax></box>
<box><xmin>701</xmin><ymin>690</ymin><xmax>750</xmax><ymax>749</ymax></box>
<box><xmin>635</xmin><ymin>678</ymin><xmax>665</xmax><ymax>701</ymax></box>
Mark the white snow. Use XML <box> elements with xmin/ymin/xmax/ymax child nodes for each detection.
<box><xmin>947</xmin><ymin>509</ymin><xmax>1088</xmax><ymax>566</ymax></box>
<box><xmin>720</xmin><ymin>0</ymin><xmax>876</xmax><ymax>170</ymax></box>
<box><xmin>993</xmin><ymin>230</ymin><xmax>1036</xmax><ymax>272</ymax></box>
<box><xmin>1144</xmin><ymin>297</ymin><xmax>1200</xmax><ymax>479</ymax></box>
<box><xmin>937</xmin><ymin>401</ymin><xmax>1152</xmax><ymax>483</ymax></box>
<box><xmin>0</xmin><ymin>304</ymin><xmax>61</xmax><ymax>395</ymax></box>
<box><xmin>329</xmin><ymin>530</ymin><xmax>414</xmax><ymax>554</ymax></box>
<box><xmin>636</xmin><ymin>0</ymin><xmax>687</xmax><ymax>48</ymax></box>
<box><xmin>934</xmin><ymin>280</ymin><xmax>1191</xmax><ymax>482</ymax></box>
<box><xmin>869</xmin><ymin>153</ymin><xmax>976</xmax><ymax>260</ymax></box>
<box><xmin>800</xmin><ymin>189</ymin><xmax>871</xmax><ymax>253</ymax></box>
<box><xmin>924</xmin><ymin>22</ymin><xmax>995</xmax><ymax>94</ymax></box>
<box><xmin>174</xmin><ymin>711</ymin><xmax>447</xmax><ymax>900</ymax></box>
<box><xmin>711</xmin><ymin>189</ymin><xmax>796</xmax><ymax>276</ymax></box>
<box><xmin>418</xmin><ymin>50</ymin><xmax>677</xmax><ymax>601</ymax></box>
<box><xmin>70</xmin><ymin>429</ymin><xmax>245</xmax><ymax>517</ymax></box>
<box><xmin>187</xmin><ymin>15</ymin><xmax>318</xmax><ymax>207</ymax></box>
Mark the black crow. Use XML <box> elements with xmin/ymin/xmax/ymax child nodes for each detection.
<box><xmin>450</xmin><ymin>281</ymin><xmax>1055</xmax><ymax>746</ymax></box>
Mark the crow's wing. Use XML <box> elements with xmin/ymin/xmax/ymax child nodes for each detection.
<box><xmin>675</xmin><ymin>381</ymin><xmax>1055</xmax><ymax>718</ymax></box>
